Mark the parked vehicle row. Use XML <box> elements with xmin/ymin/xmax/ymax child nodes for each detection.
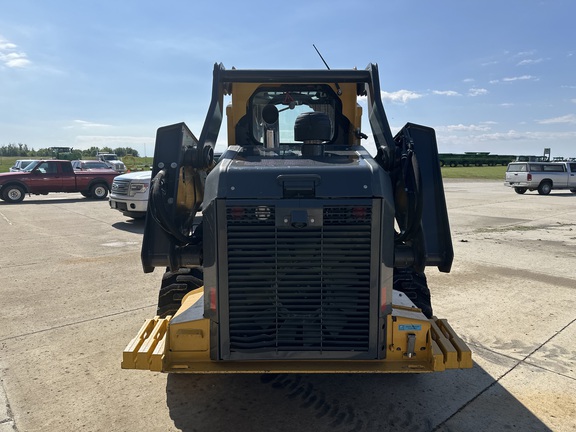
<box><xmin>3</xmin><ymin>157</ymin><xmax>150</xmax><ymax>219</ymax></box>
<box><xmin>0</xmin><ymin>160</ymin><xmax>117</xmax><ymax>203</ymax></box>
<box><xmin>4</xmin><ymin>158</ymin><xmax>571</xmax><ymax>210</ymax></box>
<box><xmin>10</xmin><ymin>158</ymin><xmax>127</xmax><ymax>173</ymax></box>
<box><xmin>504</xmin><ymin>161</ymin><xmax>576</xmax><ymax>195</ymax></box>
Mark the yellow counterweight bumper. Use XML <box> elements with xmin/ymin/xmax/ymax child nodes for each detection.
<box><xmin>122</xmin><ymin>289</ymin><xmax>472</xmax><ymax>373</ymax></box>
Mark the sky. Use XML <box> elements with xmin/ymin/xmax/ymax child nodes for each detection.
<box><xmin>1</xmin><ymin>0</ymin><xmax>575</xmax><ymax>159</ymax></box>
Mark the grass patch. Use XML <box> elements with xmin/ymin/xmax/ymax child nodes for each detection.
<box><xmin>0</xmin><ymin>156</ymin><xmax>21</xmax><ymax>173</ymax></box>
<box><xmin>1</xmin><ymin>155</ymin><xmax>508</xmax><ymax>180</ymax></box>
<box><xmin>440</xmin><ymin>165</ymin><xmax>507</xmax><ymax>180</ymax></box>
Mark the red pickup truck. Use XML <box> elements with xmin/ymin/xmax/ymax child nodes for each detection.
<box><xmin>0</xmin><ymin>160</ymin><xmax>118</xmax><ymax>203</ymax></box>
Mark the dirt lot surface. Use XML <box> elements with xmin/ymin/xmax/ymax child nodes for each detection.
<box><xmin>1</xmin><ymin>181</ymin><xmax>575</xmax><ymax>432</ymax></box>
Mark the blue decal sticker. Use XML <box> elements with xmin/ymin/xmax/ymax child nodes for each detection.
<box><xmin>399</xmin><ymin>324</ymin><xmax>422</xmax><ymax>331</ymax></box>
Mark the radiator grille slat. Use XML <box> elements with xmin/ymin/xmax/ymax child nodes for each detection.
<box><xmin>225</xmin><ymin>204</ymin><xmax>372</xmax><ymax>358</ymax></box>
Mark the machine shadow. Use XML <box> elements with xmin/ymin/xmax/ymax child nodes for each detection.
<box><xmin>165</xmin><ymin>365</ymin><xmax>551</xmax><ymax>432</ymax></box>
<box><xmin>112</xmin><ymin>219</ymin><xmax>145</xmax><ymax>234</ymax></box>
<box><xmin>1</xmin><ymin>197</ymin><xmax>87</xmax><ymax>205</ymax></box>
<box><xmin>549</xmin><ymin>192</ymin><xmax>576</xmax><ymax>197</ymax></box>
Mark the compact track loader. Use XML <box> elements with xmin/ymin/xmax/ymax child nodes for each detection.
<box><xmin>122</xmin><ymin>63</ymin><xmax>472</xmax><ymax>373</ymax></box>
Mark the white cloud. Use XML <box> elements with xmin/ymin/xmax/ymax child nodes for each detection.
<box><xmin>438</xmin><ymin>129</ymin><xmax>574</xmax><ymax>143</ymax></box>
<box><xmin>452</xmin><ymin>130</ymin><xmax>533</xmax><ymax>142</ymax></box>
<box><xmin>491</xmin><ymin>75</ymin><xmax>539</xmax><ymax>84</ymax></box>
<box><xmin>473</xmin><ymin>130</ymin><xmax>576</xmax><ymax>144</ymax></box>
<box><xmin>468</xmin><ymin>88</ymin><xmax>488</xmax><ymax>96</ymax></box>
<box><xmin>491</xmin><ymin>130</ymin><xmax>527</xmax><ymax>140</ymax></box>
<box><xmin>69</xmin><ymin>120</ymin><xmax>111</xmax><ymax>129</ymax></box>
<box><xmin>538</xmin><ymin>114</ymin><xmax>576</xmax><ymax>124</ymax></box>
<box><xmin>0</xmin><ymin>40</ymin><xmax>17</xmax><ymax>50</ymax></box>
<box><xmin>380</xmin><ymin>89</ymin><xmax>423</xmax><ymax>104</ymax></box>
<box><xmin>517</xmin><ymin>58</ymin><xmax>543</xmax><ymax>66</ymax></box>
<box><xmin>514</xmin><ymin>50</ymin><xmax>535</xmax><ymax>58</ymax></box>
<box><xmin>436</xmin><ymin>124</ymin><xmax>492</xmax><ymax>132</ymax></box>
<box><xmin>432</xmin><ymin>90</ymin><xmax>461</xmax><ymax>97</ymax></box>
<box><xmin>0</xmin><ymin>35</ymin><xmax>31</xmax><ymax>68</ymax></box>
<box><xmin>502</xmin><ymin>75</ymin><xmax>537</xmax><ymax>82</ymax></box>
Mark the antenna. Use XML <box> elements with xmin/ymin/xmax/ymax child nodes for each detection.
<box><xmin>313</xmin><ymin>44</ymin><xmax>331</xmax><ymax>70</ymax></box>
<box><xmin>313</xmin><ymin>44</ymin><xmax>341</xmax><ymax>95</ymax></box>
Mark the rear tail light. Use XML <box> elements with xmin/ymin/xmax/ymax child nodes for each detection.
<box><xmin>527</xmin><ymin>173</ymin><xmax>532</xmax><ymax>181</ymax></box>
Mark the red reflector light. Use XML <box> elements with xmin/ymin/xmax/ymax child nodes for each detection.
<box><xmin>352</xmin><ymin>207</ymin><xmax>367</xmax><ymax>218</ymax></box>
<box><xmin>210</xmin><ymin>287</ymin><xmax>217</xmax><ymax>310</ymax></box>
<box><xmin>230</xmin><ymin>207</ymin><xmax>245</xmax><ymax>219</ymax></box>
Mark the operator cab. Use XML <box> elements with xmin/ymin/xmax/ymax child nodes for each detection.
<box><xmin>229</xmin><ymin>83</ymin><xmax>361</xmax><ymax>157</ymax></box>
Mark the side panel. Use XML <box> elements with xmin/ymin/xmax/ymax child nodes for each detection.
<box><xmin>60</xmin><ymin>163</ymin><xmax>78</xmax><ymax>191</ymax></box>
<box><xmin>73</xmin><ymin>173</ymin><xmax>116</xmax><ymax>191</ymax></box>
<box><xmin>396</xmin><ymin>123</ymin><xmax>453</xmax><ymax>273</ymax></box>
<box><xmin>542</xmin><ymin>164</ymin><xmax>568</xmax><ymax>187</ymax></box>
<box><xmin>141</xmin><ymin>123</ymin><xmax>200</xmax><ymax>272</ymax></box>
<box><xmin>25</xmin><ymin>161</ymin><xmax>63</xmax><ymax>193</ymax></box>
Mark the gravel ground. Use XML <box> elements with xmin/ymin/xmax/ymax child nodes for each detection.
<box><xmin>0</xmin><ymin>182</ymin><xmax>574</xmax><ymax>432</ymax></box>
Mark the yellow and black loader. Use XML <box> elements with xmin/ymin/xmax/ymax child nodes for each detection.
<box><xmin>122</xmin><ymin>63</ymin><xmax>472</xmax><ymax>373</ymax></box>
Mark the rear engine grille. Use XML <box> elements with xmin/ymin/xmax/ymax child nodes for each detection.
<box><xmin>225</xmin><ymin>204</ymin><xmax>372</xmax><ymax>358</ymax></box>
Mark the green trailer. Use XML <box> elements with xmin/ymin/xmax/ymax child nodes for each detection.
<box><xmin>438</xmin><ymin>152</ymin><xmax>515</xmax><ymax>167</ymax></box>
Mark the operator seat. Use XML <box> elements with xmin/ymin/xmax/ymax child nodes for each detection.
<box><xmin>294</xmin><ymin>111</ymin><xmax>331</xmax><ymax>157</ymax></box>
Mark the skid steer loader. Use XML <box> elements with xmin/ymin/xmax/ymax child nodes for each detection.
<box><xmin>121</xmin><ymin>63</ymin><xmax>472</xmax><ymax>373</ymax></box>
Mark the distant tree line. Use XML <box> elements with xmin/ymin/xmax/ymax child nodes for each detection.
<box><xmin>0</xmin><ymin>143</ymin><xmax>140</xmax><ymax>158</ymax></box>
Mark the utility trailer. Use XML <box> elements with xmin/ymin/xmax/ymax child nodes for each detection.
<box><xmin>122</xmin><ymin>63</ymin><xmax>472</xmax><ymax>373</ymax></box>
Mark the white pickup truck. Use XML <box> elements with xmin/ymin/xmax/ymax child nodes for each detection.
<box><xmin>97</xmin><ymin>153</ymin><xmax>127</xmax><ymax>173</ymax></box>
<box><xmin>504</xmin><ymin>161</ymin><xmax>576</xmax><ymax>195</ymax></box>
<box><xmin>109</xmin><ymin>171</ymin><xmax>151</xmax><ymax>218</ymax></box>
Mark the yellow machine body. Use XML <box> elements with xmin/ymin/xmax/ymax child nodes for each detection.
<box><xmin>122</xmin><ymin>287</ymin><xmax>471</xmax><ymax>373</ymax></box>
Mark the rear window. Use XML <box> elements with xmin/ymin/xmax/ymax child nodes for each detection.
<box><xmin>249</xmin><ymin>85</ymin><xmax>338</xmax><ymax>146</ymax></box>
<box><xmin>85</xmin><ymin>162</ymin><xmax>110</xmax><ymax>169</ymax></box>
<box><xmin>507</xmin><ymin>163</ymin><xmax>526</xmax><ymax>172</ymax></box>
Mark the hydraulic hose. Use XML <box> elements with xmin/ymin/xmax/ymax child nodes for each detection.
<box><xmin>149</xmin><ymin>169</ymin><xmax>199</xmax><ymax>245</ymax></box>
<box><xmin>394</xmin><ymin>132</ymin><xmax>423</xmax><ymax>244</ymax></box>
